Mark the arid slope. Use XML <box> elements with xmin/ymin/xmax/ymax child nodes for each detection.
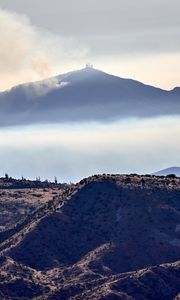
<box><xmin>0</xmin><ymin>174</ymin><xmax>180</xmax><ymax>299</ymax></box>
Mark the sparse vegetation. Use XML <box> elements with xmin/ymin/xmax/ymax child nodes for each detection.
<box><xmin>0</xmin><ymin>174</ymin><xmax>179</xmax><ymax>299</ymax></box>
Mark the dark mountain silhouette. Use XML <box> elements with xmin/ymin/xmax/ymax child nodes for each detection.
<box><xmin>0</xmin><ymin>66</ymin><xmax>179</xmax><ymax>126</ymax></box>
<box><xmin>153</xmin><ymin>166</ymin><xmax>180</xmax><ymax>177</ymax></box>
<box><xmin>0</xmin><ymin>174</ymin><xmax>180</xmax><ymax>299</ymax></box>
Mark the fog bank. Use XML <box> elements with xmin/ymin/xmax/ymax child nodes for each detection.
<box><xmin>0</xmin><ymin>116</ymin><xmax>179</xmax><ymax>182</ymax></box>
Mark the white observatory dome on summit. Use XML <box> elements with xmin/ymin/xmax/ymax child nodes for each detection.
<box><xmin>86</xmin><ymin>63</ymin><xmax>94</xmax><ymax>69</ymax></box>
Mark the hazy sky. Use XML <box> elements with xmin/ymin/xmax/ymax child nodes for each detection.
<box><xmin>0</xmin><ymin>1</ymin><xmax>179</xmax><ymax>181</ymax></box>
<box><xmin>0</xmin><ymin>0</ymin><xmax>179</xmax><ymax>90</ymax></box>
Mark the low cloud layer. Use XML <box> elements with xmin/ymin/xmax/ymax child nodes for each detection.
<box><xmin>0</xmin><ymin>8</ymin><xmax>87</xmax><ymax>91</ymax></box>
<box><xmin>0</xmin><ymin>117</ymin><xmax>179</xmax><ymax>182</ymax></box>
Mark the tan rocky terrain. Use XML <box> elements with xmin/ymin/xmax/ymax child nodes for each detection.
<box><xmin>0</xmin><ymin>177</ymin><xmax>66</xmax><ymax>244</ymax></box>
<box><xmin>0</xmin><ymin>188</ymin><xmax>61</xmax><ymax>232</ymax></box>
<box><xmin>0</xmin><ymin>257</ymin><xmax>179</xmax><ymax>299</ymax></box>
<box><xmin>0</xmin><ymin>174</ymin><xmax>180</xmax><ymax>299</ymax></box>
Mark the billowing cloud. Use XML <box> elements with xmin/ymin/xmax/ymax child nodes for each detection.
<box><xmin>0</xmin><ymin>8</ymin><xmax>88</xmax><ymax>91</ymax></box>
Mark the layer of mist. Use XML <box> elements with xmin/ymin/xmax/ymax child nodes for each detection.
<box><xmin>0</xmin><ymin>116</ymin><xmax>179</xmax><ymax>182</ymax></box>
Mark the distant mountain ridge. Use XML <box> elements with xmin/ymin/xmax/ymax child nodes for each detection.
<box><xmin>0</xmin><ymin>66</ymin><xmax>179</xmax><ymax>127</ymax></box>
<box><xmin>153</xmin><ymin>167</ymin><xmax>180</xmax><ymax>177</ymax></box>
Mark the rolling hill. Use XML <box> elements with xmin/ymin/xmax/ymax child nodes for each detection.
<box><xmin>0</xmin><ymin>174</ymin><xmax>180</xmax><ymax>299</ymax></box>
<box><xmin>0</xmin><ymin>66</ymin><xmax>180</xmax><ymax>127</ymax></box>
<box><xmin>153</xmin><ymin>167</ymin><xmax>180</xmax><ymax>177</ymax></box>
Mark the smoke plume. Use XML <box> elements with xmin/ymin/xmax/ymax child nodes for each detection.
<box><xmin>0</xmin><ymin>7</ymin><xmax>87</xmax><ymax>91</ymax></box>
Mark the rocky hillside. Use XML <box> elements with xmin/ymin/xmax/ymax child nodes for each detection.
<box><xmin>0</xmin><ymin>176</ymin><xmax>66</xmax><ymax>233</ymax></box>
<box><xmin>0</xmin><ymin>176</ymin><xmax>65</xmax><ymax>190</ymax></box>
<box><xmin>0</xmin><ymin>174</ymin><xmax>180</xmax><ymax>299</ymax></box>
<box><xmin>0</xmin><ymin>187</ymin><xmax>62</xmax><ymax>232</ymax></box>
<box><xmin>0</xmin><ymin>257</ymin><xmax>179</xmax><ymax>300</ymax></box>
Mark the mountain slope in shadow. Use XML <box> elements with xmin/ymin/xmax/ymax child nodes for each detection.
<box><xmin>0</xmin><ymin>67</ymin><xmax>179</xmax><ymax>126</ymax></box>
<box><xmin>1</xmin><ymin>175</ymin><xmax>179</xmax><ymax>273</ymax></box>
<box><xmin>0</xmin><ymin>174</ymin><xmax>180</xmax><ymax>299</ymax></box>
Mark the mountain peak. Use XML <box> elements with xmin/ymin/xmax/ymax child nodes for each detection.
<box><xmin>0</xmin><ymin>66</ymin><xmax>180</xmax><ymax>127</ymax></box>
<box><xmin>153</xmin><ymin>166</ymin><xmax>180</xmax><ymax>176</ymax></box>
